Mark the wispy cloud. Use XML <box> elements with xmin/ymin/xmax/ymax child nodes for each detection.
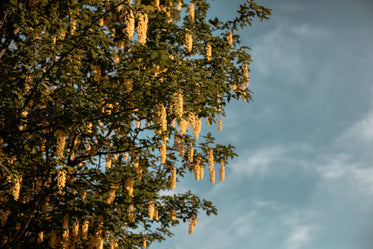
<box><xmin>285</xmin><ymin>225</ymin><xmax>313</xmax><ymax>249</ymax></box>
<box><xmin>249</xmin><ymin>23</ymin><xmax>328</xmax><ymax>85</ymax></box>
<box><xmin>231</xmin><ymin>145</ymin><xmax>288</xmax><ymax>176</ymax></box>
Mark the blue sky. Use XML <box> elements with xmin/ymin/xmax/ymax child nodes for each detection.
<box><xmin>153</xmin><ymin>0</ymin><xmax>373</xmax><ymax>248</ymax></box>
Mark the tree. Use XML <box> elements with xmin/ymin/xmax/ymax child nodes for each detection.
<box><xmin>0</xmin><ymin>0</ymin><xmax>270</xmax><ymax>248</ymax></box>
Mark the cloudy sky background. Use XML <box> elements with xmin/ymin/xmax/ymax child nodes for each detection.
<box><xmin>153</xmin><ymin>0</ymin><xmax>373</xmax><ymax>248</ymax></box>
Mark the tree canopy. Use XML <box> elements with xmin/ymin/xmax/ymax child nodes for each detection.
<box><xmin>0</xmin><ymin>0</ymin><xmax>270</xmax><ymax>248</ymax></box>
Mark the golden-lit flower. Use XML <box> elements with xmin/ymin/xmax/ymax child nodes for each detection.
<box><xmin>188</xmin><ymin>217</ymin><xmax>197</xmax><ymax>235</ymax></box>
<box><xmin>174</xmin><ymin>90</ymin><xmax>184</xmax><ymax>120</ymax></box>
<box><xmin>143</xmin><ymin>234</ymin><xmax>147</xmax><ymax>247</ymax></box>
<box><xmin>134</xmin><ymin>158</ymin><xmax>143</xmax><ymax>180</ymax></box>
<box><xmin>99</xmin><ymin>18</ymin><xmax>104</xmax><ymax>27</ymax></box>
<box><xmin>219</xmin><ymin>160</ymin><xmax>225</xmax><ymax>182</ymax></box>
<box><xmin>206</xmin><ymin>43</ymin><xmax>212</xmax><ymax>61</ymax></box>
<box><xmin>37</xmin><ymin>231</ymin><xmax>44</xmax><ymax>242</ymax></box>
<box><xmin>136</xmin><ymin>13</ymin><xmax>148</xmax><ymax>45</ymax></box>
<box><xmin>94</xmin><ymin>65</ymin><xmax>101</xmax><ymax>81</ymax></box>
<box><xmin>208</xmin><ymin>149</ymin><xmax>215</xmax><ymax>184</ymax></box>
<box><xmin>128</xmin><ymin>204</ymin><xmax>135</xmax><ymax>223</ymax></box>
<box><xmin>62</xmin><ymin>214</ymin><xmax>69</xmax><ymax>241</ymax></box>
<box><xmin>70</xmin><ymin>19</ymin><xmax>77</xmax><ymax>35</ymax></box>
<box><xmin>188</xmin><ymin>3</ymin><xmax>195</xmax><ymax>20</ymax></box>
<box><xmin>193</xmin><ymin>116</ymin><xmax>201</xmax><ymax>139</ymax></box>
<box><xmin>242</xmin><ymin>63</ymin><xmax>249</xmax><ymax>86</ymax></box>
<box><xmin>185</xmin><ymin>33</ymin><xmax>193</xmax><ymax>53</ymax></box>
<box><xmin>171</xmin><ymin>209</ymin><xmax>176</xmax><ymax>221</ymax></box>
<box><xmin>11</xmin><ymin>175</ymin><xmax>22</xmax><ymax>201</ymax></box>
<box><xmin>124</xmin><ymin>177</ymin><xmax>134</xmax><ymax>197</ymax></box>
<box><xmin>194</xmin><ymin>162</ymin><xmax>200</xmax><ymax>181</ymax></box>
<box><xmin>160</xmin><ymin>136</ymin><xmax>168</xmax><ymax>164</ymax></box>
<box><xmin>177</xmin><ymin>0</ymin><xmax>182</xmax><ymax>11</ymax></box>
<box><xmin>227</xmin><ymin>32</ymin><xmax>233</xmax><ymax>46</ymax></box>
<box><xmin>106</xmin><ymin>156</ymin><xmax>112</xmax><ymax>169</ymax></box>
<box><xmin>57</xmin><ymin>168</ymin><xmax>66</xmax><ymax>194</ymax></box>
<box><xmin>179</xmin><ymin>118</ymin><xmax>188</xmax><ymax>136</ymax></box>
<box><xmin>188</xmin><ymin>144</ymin><xmax>194</xmax><ymax>163</ymax></box>
<box><xmin>72</xmin><ymin>219</ymin><xmax>79</xmax><ymax>237</ymax></box>
<box><xmin>82</xmin><ymin>219</ymin><xmax>89</xmax><ymax>240</ymax></box>
<box><xmin>153</xmin><ymin>0</ymin><xmax>160</xmax><ymax>10</ymax></box>
<box><xmin>171</xmin><ymin>166</ymin><xmax>177</xmax><ymax>189</ymax></box>
<box><xmin>217</xmin><ymin>115</ymin><xmax>222</xmax><ymax>132</ymax></box>
<box><xmin>107</xmin><ymin>186</ymin><xmax>117</xmax><ymax>205</ymax></box>
<box><xmin>148</xmin><ymin>201</ymin><xmax>155</xmax><ymax>219</ymax></box>
<box><xmin>124</xmin><ymin>10</ymin><xmax>135</xmax><ymax>40</ymax></box>
<box><xmin>55</xmin><ymin>130</ymin><xmax>66</xmax><ymax>159</ymax></box>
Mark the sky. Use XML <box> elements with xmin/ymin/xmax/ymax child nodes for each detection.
<box><xmin>152</xmin><ymin>0</ymin><xmax>373</xmax><ymax>248</ymax></box>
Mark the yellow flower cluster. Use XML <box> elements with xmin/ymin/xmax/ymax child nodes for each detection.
<box><xmin>37</xmin><ymin>231</ymin><xmax>44</xmax><ymax>242</ymax></box>
<box><xmin>160</xmin><ymin>136</ymin><xmax>168</xmax><ymax>164</ymax></box>
<box><xmin>134</xmin><ymin>158</ymin><xmax>143</xmax><ymax>180</ymax></box>
<box><xmin>189</xmin><ymin>3</ymin><xmax>195</xmax><ymax>20</ymax></box>
<box><xmin>177</xmin><ymin>0</ymin><xmax>182</xmax><ymax>11</ymax></box>
<box><xmin>94</xmin><ymin>65</ymin><xmax>101</xmax><ymax>82</ymax></box>
<box><xmin>171</xmin><ymin>166</ymin><xmax>177</xmax><ymax>189</ymax></box>
<box><xmin>179</xmin><ymin>119</ymin><xmax>188</xmax><ymax>136</ymax></box>
<box><xmin>148</xmin><ymin>201</ymin><xmax>155</xmax><ymax>219</ymax></box>
<box><xmin>153</xmin><ymin>0</ymin><xmax>160</xmax><ymax>10</ymax></box>
<box><xmin>208</xmin><ymin>149</ymin><xmax>215</xmax><ymax>184</ymax></box>
<box><xmin>124</xmin><ymin>177</ymin><xmax>134</xmax><ymax>197</ymax></box>
<box><xmin>11</xmin><ymin>175</ymin><xmax>22</xmax><ymax>201</ymax></box>
<box><xmin>188</xmin><ymin>144</ymin><xmax>194</xmax><ymax>163</ymax></box>
<box><xmin>106</xmin><ymin>156</ymin><xmax>112</xmax><ymax>169</ymax></box>
<box><xmin>125</xmin><ymin>10</ymin><xmax>135</xmax><ymax>40</ymax></box>
<box><xmin>137</xmin><ymin>13</ymin><xmax>148</xmax><ymax>45</ymax></box>
<box><xmin>192</xmin><ymin>115</ymin><xmax>202</xmax><ymax>139</ymax></box>
<box><xmin>174</xmin><ymin>90</ymin><xmax>184</xmax><ymax>120</ymax></box>
<box><xmin>143</xmin><ymin>234</ymin><xmax>147</xmax><ymax>247</ymax></box>
<box><xmin>155</xmin><ymin>104</ymin><xmax>167</xmax><ymax>135</ymax></box>
<box><xmin>194</xmin><ymin>160</ymin><xmax>200</xmax><ymax>181</ymax></box>
<box><xmin>99</xmin><ymin>17</ymin><xmax>104</xmax><ymax>27</ymax></box>
<box><xmin>206</xmin><ymin>43</ymin><xmax>212</xmax><ymax>61</ymax></box>
<box><xmin>72</xmin><ymin>219</ymin><xmax>79</xmax><ymax>238</ymax></box>
<box><xmin>57</xmin><ymin>168</ymin><xmax>66</xmax><ymax>194</ymax></box>
<box><xmin>242</xmin><ymin>63</ymin><xmax>249</xmax><ymax>86</ymax></box>
<box><xmin>70</xmin><ymin>19</ymin><xmax>77</xmax><ymax>35</ymax></box>
<box><xmin>107</xmin><ymin>186</ymin><xmax>117</xmax><ymax>205</ymax></box>
<box><xmin>128</xmin><ymin>204</ymin><xmax>135</xmax><ymax>223</ymax></box>
<box><xmin>62</xmin><ymin>215</ymin><xmax>69</xmax><ymax>243</ymax></box>
<box><xmin>219</xmin><ymin>160</ymin><xmax>225</xmax><ymax>182</ymax></box>
<box><xmin>55</xmin><ymin>130</ymin><xmax>66</xmax><ymax>159</ymax></box>
<box><xmin>171</xmin><ymin>209</ymin><xmax>176</xmax><ymax>221</ymax></box>
<box><xmin>188</xmin><ymin>217</ymin><xmax>197</xmax><ymax>235</ymax></box>
<box><xmin>185</xmin><ymin>33</ymin><xmax>193</xmax><ymax>53</ymax></box>
<box><xmin>18</xmin><ymin>110</ymin><xmax>28</xmax><ymax>131</ymax></box>
<box><xmin>217</xmin><ymin>115</ymin><xmax>222</xmax><ymax>132</ymax></box>
<box><xmin>227</xmin><ymin>32</ymin><xmax>233</xmax><ymax>46</ymax></box>
<box><xmin>82</xmin><ymin>219</ymin><xmax>89</xmax><ymax>240</ymax></box>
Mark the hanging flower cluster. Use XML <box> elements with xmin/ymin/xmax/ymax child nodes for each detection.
<box><xmin>136</xmin><ymin>13</ymin><xmax>148</xmax><ymax>45</ymax></box>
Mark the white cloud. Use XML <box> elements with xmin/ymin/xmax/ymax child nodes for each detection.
<box><xmin>232</xmin><ymin>145</ymin><xmax>287</xmax><ymax>176</ymax></box>
<box><xmin>249</xmin><ymin>23</ymin><xmax>328</xmax><ymax>85</ymax></box>
<box><xmin>285</xmin><ymin>225</ymin><xmax>313</xmax><ymax>249</ymax></box>
<box><xmin>337</xmin><ymin>111</ymin><xmax>373</xmax><ymax>145</ymax></box>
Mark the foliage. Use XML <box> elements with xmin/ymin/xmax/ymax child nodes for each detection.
<box><xmin>0</xmin><ymin>0</ymin><xmax>270</xmax><ymax>248</ymax></box>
